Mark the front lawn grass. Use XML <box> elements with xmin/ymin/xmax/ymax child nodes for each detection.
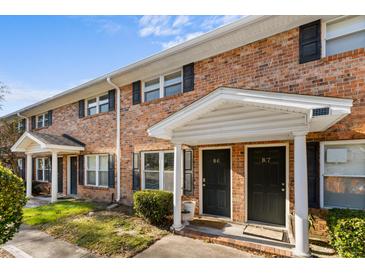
<box><xmin>23</xmin><ymin>201</ymin><xmax>169</xmax><ymax>257</ymax></box>
<box><xmin>23</xmin><ymin>200</ymin><xmax>97</xmax><ymax>225</ymax></box>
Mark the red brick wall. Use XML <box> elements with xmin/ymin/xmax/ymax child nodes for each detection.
<box><xmin>120</xmin><ymin>27</ymin><xmax>365</xmax><ymax>212</ymax></box>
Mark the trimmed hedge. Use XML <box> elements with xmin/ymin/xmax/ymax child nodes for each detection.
<box><xmin>327</xmin><ymin>208</ymin><xmax>365</xmax><ymax>258</ymax></box>
<box><xmin>0</xmin><ymin>164</ymin><xmax>27</xmax><ymax>244</ymax></box>
<box><xmin>133</xmin><ymin>190</ymin><xmax>173</xmax><ymax>225</ymax></box>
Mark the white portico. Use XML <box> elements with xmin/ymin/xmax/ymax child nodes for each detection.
<box><xmin>11</xmin><ymin>132</ymin><xmax>84</xmax><ymax>203</ymax></box>
<box><xmin>148</xmin><ymin>87</ymin><xmax>352</xmax><ymax>257</ymax></box>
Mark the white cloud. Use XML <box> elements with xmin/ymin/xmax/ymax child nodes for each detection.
<box><xmin>201</xmin><ymin>15</ymin><xmax>244</xmax><ymax>30</ymax></box>
<box><xmin>162</xmin><ymin>31</ymin><xmax>204</xmax><ymax>49</ymax></box>
<box><xmin>138</xmin><ymin>15</ymin><xmax>191</xmax><ymax>37</ymax></box>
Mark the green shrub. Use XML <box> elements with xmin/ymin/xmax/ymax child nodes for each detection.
<box><xmin>133</xmin><ymin>190</ymin><xmax>173</xmax><ymax>225</ymax></box>
<box><xmin>0</xmin><ymin>164</ymin><xmax>27</xmax><ymax>244</ymax></box>
<box><xmin>327</xmin><ymin>208</ymin><xmax>365</xmax><ymax>258</ymax></box>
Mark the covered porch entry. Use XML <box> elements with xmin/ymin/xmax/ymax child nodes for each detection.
<box><xmin>148</xmin><ymin>87</ymin><xmax>352</xmax><ymax>257</ymax></box>
<box><xmin>11</xmin><ymin>132</ymin><xmax>85</xmax><ymax>202</ymax></box>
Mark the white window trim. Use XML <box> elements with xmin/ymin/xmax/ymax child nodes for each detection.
<box><xmin>85</xmin><ymin>93</ymin><xmax>109</xmax><ymax>116</ymax></box>
<box><xmin>320</xmin><ymin>139</ymin><xmax>365</xmax><ymax>209</ymax></box>
<box><xmin>322</xmin><ymin>16</ymin><xmax>365</xmax><ymax>57</ymax></box>
<box><xmin>142</xmin><ymin>69</ymin><xmax>183</xmax><ymax>103</ymax></box>
<box><xmin>141</xmin><ymin>151</ymin><xmax>174</xmax><ymax>190</ymax></box>
<box><xmin>36</xmin><ymin>113</ymin><xmax>48</xmax><ymax>129</ymax></box>
<box><xmin>84</xmin><ymin>154</ymin><xmax>109</xmax><ymax>188</ymax></box>
<box><xmin>36</xmin><ymin>157</ymin><xmax>50</xmax><ymax>182</ymax></box>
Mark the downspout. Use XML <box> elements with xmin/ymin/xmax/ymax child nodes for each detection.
<box><xmin>106</xmin><ymin>77</ymin><xmax>121</xmax><ymax>202</ymax></box>
<box><xmin>17</xmin><ymin>113</ymin><xmax>29</xmax><ymax>131</ymax></box>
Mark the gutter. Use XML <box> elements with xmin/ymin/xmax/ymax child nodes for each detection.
<box><xmin>106</xmin><ymin>77</ymin><xmax>121</xmax><ymax>203</ymax></box>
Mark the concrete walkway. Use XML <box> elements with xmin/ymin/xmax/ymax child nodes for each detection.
<box><xmin>2</xmin><ymin>226</ymin><xmax>93</xmax><ymax>258</ymax></box>
<box><xmin>135</xmin><ymin>235</ymin><xmax>257</xmax><ymax>258</ymax></box>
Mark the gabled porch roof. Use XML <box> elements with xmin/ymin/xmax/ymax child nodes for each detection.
<box><xmin>11</xmin><ymin>132</ymin><xmax>85</xmax><ymax>154</ymax></box>
<box><xmin>148</xmin><ymin>87</ymin><xmax>353</xmax><ymax>145</ymax></box>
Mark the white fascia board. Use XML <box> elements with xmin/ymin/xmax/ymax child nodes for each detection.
<box><xmin>45</xmin><ymin>144</ymin><xmax>85</xmax><ymax>151</ymax></box>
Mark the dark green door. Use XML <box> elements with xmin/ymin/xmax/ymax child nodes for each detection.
<box><xmin>57</xmin><ymin>158</ymin><xmax>63</xmax><ymax>194</ymax></box>
<box><xmin>248</xmin><ymin>147</ymin><xmax>286</xmax><ymax>226</ymax></box>
<box><xmin>70</xmin><ymin>156</ymin><xmax>77</xmax><ymax>195</ymax></box>
<box><xmin>203</xmin><ymin>149</ymin><xmax>231</xmax><ymax>217</ymax></box>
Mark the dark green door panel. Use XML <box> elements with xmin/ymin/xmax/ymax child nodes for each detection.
<box><xmin>248</xmin><ymin>146</ymin><xmax>286</xmax><ymax>226</ymax></box>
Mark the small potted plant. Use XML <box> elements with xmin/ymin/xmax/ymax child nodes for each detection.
<box><xmin>181</xmin><ymin>201</ymin><xmax>196</xmax><ymax>225</ymax></box>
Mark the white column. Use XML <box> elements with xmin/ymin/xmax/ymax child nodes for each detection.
<box><xmin>172</xmin><ymin>144</ymin><xmax>184</xmax><ymax>231</ymax></box>
<box><xmin>293</xmin><ymin>132</ymin><xmax>310</xmax><ymax>257</ymax></box>
<box><xmin>26</xmin><ymin>154</ymin><xmax>33</xmax><ymax>198</ymax></box>
<box><xmin>51</xmin><ymin>151</ymin><xmax>58</xmax><ymax>203</ymax></box>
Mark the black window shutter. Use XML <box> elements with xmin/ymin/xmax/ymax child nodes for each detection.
<box><xmin>132</xmin><ymin>81</ymin><xmax>141</xmax><ymax>105</ymax></box>
<box><xmin>183</xmin><ymin>63</ymin><xmax>194</xmax><ymax>93</ymax></box>
<box><xmin>299</xmin><ymin>20</ymin><xmax>321</xmax><ymax>64</ymax></box>
<box><xmin>183</xmin><ymin>149</ymin><xmax>193</xmax><ymax>196</ymax></box>
<box><xmin>108</xmin><ymin>154</ymin><xmax>115</xmax><ymax>188</ymax></box>
<box><xmin>31</xmin><ymin>116</ymin><xmax>36</xmax><ymax>130</ymax></box>
<box><xmin>79</xmin><ymin>100</ymin><xmax>85</xmax><ymax>118</ymax></box>
<box><xmin>307</xmin><ymin>142</ymin><xmax>320</xmax><ymax>208</ymax></box>
<box><xmin>79</xmin><ymin>155</ymin><xmax>84</xmax><ymax>185</ymax></box>
<box><xmin>32</xmin><ymin>158</ymin><xmax>36</xmax><ymax>180</ymax></box>
<box><xmin>47</xmin><ymin>110</ymin><xmax>53</xmax><ymax>126</ymax></box>
<box><xmin>108</xmin><ymin>89</ymin><xmax>116</xmax><ymax>112</ymax></box>
<box><xmin>132</xmin><ymin>152</ymin><xmax>141</xmax><ymax>191</ymax></box>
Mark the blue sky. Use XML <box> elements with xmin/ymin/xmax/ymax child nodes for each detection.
<box><xmin>0</xmin><ymin>15</ymin><xmax>242</xmax><ymax>116</ymax></box>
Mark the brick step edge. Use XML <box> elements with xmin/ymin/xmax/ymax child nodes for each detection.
<box><xmin>176</xmin><ymin>228</ymin><xmax>293</xmax><ymax>257</ymax></box>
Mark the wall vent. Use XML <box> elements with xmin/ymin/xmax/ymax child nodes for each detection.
<box><xmin>312</xmin><ymin>107</ymin><xmax>330</xmax><ymax>117</ymax></box>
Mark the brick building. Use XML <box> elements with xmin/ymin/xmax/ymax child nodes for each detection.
<box><xmin>4</xmin><ymin>15</ymin><xmax>365</xmax><ymax>256</ymax></box>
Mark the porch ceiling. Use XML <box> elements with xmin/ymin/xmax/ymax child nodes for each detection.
<box><xmin>148</xmin><ymin>87</ymin><xmax>353</xmax><ymax>145</ymax></box>
<box><xmin>11</xmin><ymin>132</ymin><xmax>85</xmax><ymax>154</ymax></box>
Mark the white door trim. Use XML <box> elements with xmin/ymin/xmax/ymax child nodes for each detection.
<box><xmin>244</xmin><ymin>143</ymin><xmax>289</xmax><ymax>229</ymax></box>
<box><xmin>67</xmin><ymin>155</ymin><xmax>78</xmax><ymax>195</ymax></box>
<box><xmin>199</xmin><ymin>146</ymin><xmax>233</xmax><ymax>221</ymax></box>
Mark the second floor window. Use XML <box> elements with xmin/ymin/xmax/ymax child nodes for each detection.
<box><xmin>143</xmin><ymin>70</ymin><xmax>182</xmax><ymax>103</ymax></box>
<box><xmin>37</xmin><ymin>113</ymin><xmax>49</xmax><ymax>128</ymax></box>
<box><xmin>325</xmin><ymin>15</ymin><xmax>365</xmax><ymax>56</ymax></box>
<box><xmin>87</xmin><ymin>94</ymin><xmax>109</xmax><ymax>116</ymax></box>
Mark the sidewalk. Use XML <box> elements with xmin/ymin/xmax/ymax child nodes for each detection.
<box><xmin>2</xmin><ymin>225</ymin><xmax>94</xmax><ymax>258</ymax></box>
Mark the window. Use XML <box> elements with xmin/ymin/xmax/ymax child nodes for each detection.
<box><xmin>325</xmin><ymin>16</ymin><xmax>365</xmax><ymax>56</ymax></box>
<box><xmin>142</xmin><ymin>151</ymin><xmax>174</xmax><ymax>191</ymax></box>
<box><xmin>17</xmin><ymin>158</ymin><xmax>24</xmax><ymax>178</ymax></box>
<box><xmin>37</xmin><ymin>113</ymin><xmax>49</xmax><ymax>128</ymax></box>
<box><xmin>87</xmin><ymin>94</ymin><xmax>109</xmax><ymax>116</ymax></box>
<box><xmin>17</xmin><ymin>120</ymin><xmax>25</xmax><ymax>133</ymax></box>
<box><xmin>143</xmin><ymin>70</ymin><xmax>182</xmax><ymax>102</ymax></box>
<box><xmin>85</xmin><ymin>155</ymin><xmax>108</xmax><ymax>187</ymax></box>
<box><xmin>321</xmin><ymin>141</ymin><xmax>365</xmax><ymax>210</ymax></box>
<box><xmin>36</xmin><ymin>157</ymin><xmax>51</xmax><ymax>182</ymax></box>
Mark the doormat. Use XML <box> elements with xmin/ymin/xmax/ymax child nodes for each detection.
<box><xmin>190</xmin><ymin>219</ymin><xmax>227</xmax><ymax>229</ymax></box>
<box><xmin>243</xmin><ymin>225</ymin><xmax>284</xmax><ymax>241</ymax></box>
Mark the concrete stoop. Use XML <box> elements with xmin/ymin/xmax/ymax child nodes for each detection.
<box><xmin>176</xmin><ymin>227</ymin><xmax>293</xmax><ymax>257</ymax></box>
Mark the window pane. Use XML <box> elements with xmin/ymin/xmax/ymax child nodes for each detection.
<box><xmin>145</xmin><ymin>172</ymin><xmax>159</xmax><ymax>189</ymax></box>
<box><xmin>145</xmin><ymin>78</ymin><xmax>160</xmax><ymax>91</ymax></box>
<box><xmin>99</xmin><ymin>155</ymin><xmax>108</xmax><ymax>171</ymax></box>
<box><xmin>163</xmin><ymin>172</ymin><xmax>174</xmax><ymax>192</ymax></box>
<box><xmin>87</xmin><ymin>156</ymin><xmax>96</xmax><ymax>170</ymax></box>
<box><xmin>327</xmin><ymin>30</ymin><xmax>365</xmax><ymax>56</ymax></box>
<box><xmin>37</xmin><ymin>159</ymin><xmax>44</xmax><ymax>170</ymax></box>
<box><xmin>324</xmin><ymin>176</ymin><xmax>365</xmax><ymax>209</ymax></box>
<box><xmin>184</xmin><ymin>150</ymin><xmax>192</xmax><ymax>170</ymax></box>
<box><xmin>144</xmin><ymin>153</ymin><xmax>159</xmax><ymax>171</ymax></box>
<box><xmin>164</xmin><ymin>83</ymin><xmax>182</xmax><ymax>97</ymax></box>
<box><xmin>99</xmin><ymin>171</ymin><xmax>108</xmax><ymax>187</ymax></box>
<box><xmin>87</xmin><ymin>98</ymin><xmax>97</xmax><ymax>115</ymax></box>
<box><xmin>45</xmin><ymin>170</ymin><xmax>51</xmax><ymax>182</ymax></box>
<box><xmin>99</xmin><ymin>95</ymin><xmax>109</xmax><ymax>113</ymax></box>
<box><xmin>164</xmin><ymin>153</ymin><xmax>174</xmax><ymax>171</ymax></box>
<box><xmin>37</xmin><ymin>170</ymin><xmax>43</xmax><ymax>181</ymax></box>
<box><xmin>44</xmin><ymin>114</ymin><xmax>49</xmax><ymax>127</ymax></box>
<box><xmin>45</xmin><ymin>158</ymin><xmax>51</xmax><ymax>169</ymax></box>
<box><xmin>324</xmin><ymin>144</ymin><xmax>365</xmax><ymax>176</ymax></box>
<box><xmin>87</xmin><ymin>171</ymin><xmax>96</xmax><ymax>185</ymax></box>
<box><xmin>37</xmin><ymin>115</ymin><xmax>44</xmax><ymax>128</ymax></box>
<box><xmin>164</xmin><ymin>71</ymin><xmax>181</xmax><ymax>86</ymax></box>
<box><xmin>145</xmin><ymin>90</ymin><xmax>160</xmax><ymax>102</ymax></box>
